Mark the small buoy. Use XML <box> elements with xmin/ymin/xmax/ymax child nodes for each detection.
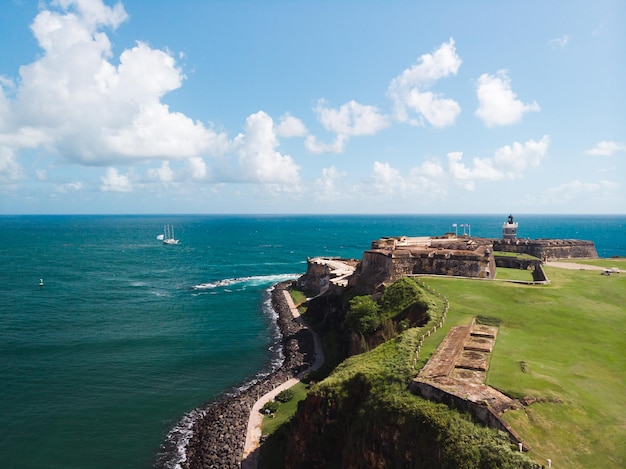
<box><xmin>39</xmin><ymin>278</ymin><xmax>44</xmax><ymax>287</ymax></box>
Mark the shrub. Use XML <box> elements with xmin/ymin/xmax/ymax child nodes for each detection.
<box><xmin>261</xmin><ymin>401</ymin><xmax>279</xmax><ymax>414</ymax></box>
<box><xmin>275</xmin><ymin>389</ymin><xmax>294</xmax><ymax>403</ymax></box>
<box><xmin>346</xmin><ymin>295</ymin><xmax>380</xmax><ymax>334</ymax></box>
<box><xmin>380</xmin><ymin>277</ymin><xmax>427</xmax><ymax>316</ymax></box>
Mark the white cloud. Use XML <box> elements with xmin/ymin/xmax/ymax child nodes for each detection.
<box><xmin>313</xmin><ymin>166</ymin><xmax>347</xmax><ymax>200</ymax></box>
<box><xmin>549</xmin><ymin>35</ymin><xmax>570</xmax><ymax>49</ymax></box>
<box><xmin>234</xmin><ymin>111</ymin><xmax>300</xmax><ymax>186</ymax></box>
<box><xmin>1</xmin><ymin>0</ymin><xmax>228</xmax><ymax>167</ymax></box>
<box><xmin>100</xmin><ymin>167</ymin><xmax>132</xmax><ymax>192</ymax></box>
<box><xmin>447</xmin><ymin>136</ymin><xmax>549</xmax><ymax>190</ymax></box>
<box><xmin>543</xmin><ymin>179</ymin><xmax>619</xmax><ymax>203</ymax></box>
<box><xmin>186</xmin><ymin>156</ymin><xmax>208</xmax><ymax>181</ymax></box>
<box><xmin>0</xmin><ymin>147</ymin><xmax>25</xmax><ymax>183</ymax></box>
<box><xmin>414</xmin><ymin>159</ymin><xmax>445</xmax><ymax>179</ymax></box>
<box><xmin>586</xmin><ymin>141</ymin><xmax>626</xmax><ymax>156</ymax></box>
<box><xmin>369</xmin><ymin>161</ymin><xmax>405</xmax><ymax>195</ymax></box>
<box><xmin>361</xmin><ymin>136</ymin><xmax>549</xmax><ymax>198</ymax></box>
<box><xmin>304</xmin><ymin>100</ymin><xmax>388</xmax><ymax>154</ymax></box>
<box><xmin>276</xmin><ymin>113</ymin><xmax>308</xmax><ymax>138</ymax></box>
<box><xmin>146</xmin><ymin>161</ymin><xmax>174</xmax><ymax>183</ymax></box>
<box><xmin>493</xmin><ymin>136</ymin><xmax>550</xmax><ymax>177</ymax></box>
<box><xmin>362</xmin><ymin>159</ymin><xmax>447</xmax><ymax>199</ymax></box>
<box><xmin>475</xmin><ymin>70</ymin><xmax>540</xmax><ymax>127</ymax></box>
<box><xmin>314</xmin><ymin>100</ymin><xmax>389</xmax><ymax>136</ymax></box>
<box><xmin>388</xmin><ymin>38</ymin><xmax>462</xmax><ymax>127</ymax></box>
<box><xmin>54</xmin><ymin>181</ymin><xmax>84</xmax><ymax>193</ymax></box>
<box><xmin>304</xmin><ymin>134</ymin><xmax>348</xmax><ymax>154</ymax></box>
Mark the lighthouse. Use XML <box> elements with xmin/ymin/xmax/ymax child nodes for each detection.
<box><xmin>502</xmin><ymin>214</ymin><xmax>518</xmax><ymax>240</ymax></box>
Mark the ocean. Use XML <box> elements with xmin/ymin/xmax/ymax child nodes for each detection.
<box><xmin>0</xmin><ymin>214</ymin><xmax>624</xmax><ymax>468</ymax></box>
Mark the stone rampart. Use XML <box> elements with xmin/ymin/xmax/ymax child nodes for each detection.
<box><xmin>493</xmin><ymin>238</ymin><xmax>597</xmax><ymax>260</ymax></box>
<box><xmin>363</xmin><ymin>245</ymin><xmax>495</xmax><ymax>282</ymax></box>
<box><xmin>411</xmin><ymin>381</ymin><xmax>526</xmax><ymax>448</ymax></box>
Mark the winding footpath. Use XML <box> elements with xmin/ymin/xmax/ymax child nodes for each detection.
<box><xmin>241</xmin><ymin>291</ymin><xmax>324</xmax><ymax>468</ymax></box>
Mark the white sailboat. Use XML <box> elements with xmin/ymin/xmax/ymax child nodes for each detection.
<box><xmin>160</xmin><ymin>224</ymin><xmax>179</xmax><ymax>245</ymax></box>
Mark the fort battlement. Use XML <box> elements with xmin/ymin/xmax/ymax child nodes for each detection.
<box><xmin>299</xmin><ymin>216</ymin><xmax>598</xmax><ymax>292</ymax></box>
<box><xmin>363</xmin><ymin>237</ymin><xmax>496</xmax><ymax>282</ymax></box>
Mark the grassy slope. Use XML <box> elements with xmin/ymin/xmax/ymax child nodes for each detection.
<box><xmin>422</xmin><ymin>259</ymin><xmax>626</xmax><ymax>468</ymax></box>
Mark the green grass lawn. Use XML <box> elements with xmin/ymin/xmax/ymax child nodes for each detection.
<box><xmin>420</xmin><ymin>259</ymin><xmax>626</xmax><ymax>468</ymax></box>
<box><xmin>289</xmin><ymin>289</ymin><xmax>308</xmax><ymax>314</ymax></box>
<box><xmin>494</xmin><ymin>251</ymin><xmax>540</xmax><ymax>260</ymax></box>
<box><xmin>261</xmin><ymin>382</ymin><xmax>309</xmax><ymax>435</ymax></box>
<box><xmin>495</xmin><ymin>266</ymin><xmax>535</xmax><ymax>282</ymax></box>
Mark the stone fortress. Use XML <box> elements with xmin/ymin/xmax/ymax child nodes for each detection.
<box><xmin>295</xmin><ymin>215</ymin><xmax>600</xmax><ymax>453</ymax></box>
<box><xmin>299</xmin><ymin>215</ymin><xmax>598</xmax><ymax>294</ymax></box>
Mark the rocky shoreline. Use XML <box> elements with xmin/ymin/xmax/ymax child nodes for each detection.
<box><xmin>182</xmin><ymin>281</ymin><xmax>314</xmax><ymax>469</ymax></box>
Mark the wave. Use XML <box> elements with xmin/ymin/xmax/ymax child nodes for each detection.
<box><xmin>156</xmin><ymin>407</ymin><xmax>206</xmax><ymax>469</ymax></box>
<box><xmin>191</xmin><ymin>273</ymin><xmax>299</xmax><ymax>291</ymax></box>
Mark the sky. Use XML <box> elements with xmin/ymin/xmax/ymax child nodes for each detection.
<box><xmin>0</xmin><ymin>0</ymin><xmax>624</xmax><ymax>214</ymax></box>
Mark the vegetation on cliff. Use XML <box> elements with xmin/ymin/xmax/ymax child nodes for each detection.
<box><xmin>347</xmin><ymin>277</ymin><xmax>435</xmax><ymax>336</ymax></box>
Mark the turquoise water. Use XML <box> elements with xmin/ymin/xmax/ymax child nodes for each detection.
<box><xmin>0</xmin><ymin>214</ymin><xmax>624</xmax><ymax>468</ymax></box>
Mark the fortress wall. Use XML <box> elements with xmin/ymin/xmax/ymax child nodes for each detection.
<box><xmin>538</xmin><ymin>241</ymin><xmax>598</xmax><ymax>259</ymax></box>
<box><xmin>389</xmin><ymin>250</ymin><xmax>493</xmax><ymax>280</ymax></box>
<box><xmin>362</xmin><ymin>250</ymin><xmax>393</xmax><ymax>275</ymax></box>
<box><xmin>493</xmin><ymin>239</ymin><xmax>598</xmax><ymax>259</ymax></box>
<box><xmin>297</xmin><ymin>260</ymin><xmax>331</xmax><ymax>294</ymax></box>
<box><xmin>410</xmin><ymin>381</ymin><xmax>525</xmax><ymax>447</ymax></box>
<box><xmin>494</xmin><ymin>256</ymin><xmax>541</xmax><ymax>270</ymax></box>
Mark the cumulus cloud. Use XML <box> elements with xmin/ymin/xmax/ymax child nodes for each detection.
<box><xmin>475</xmin><ymin>70</ymin><xmax>540</xmax><ymax>127</ymax></box>
<box><xmin>0</xmin><ymin>0</ymin><xmax>228</xmax><ymax>167</ymax></box>
<box><xmin>185</xmin><ymin>156</ymin><xmax>208</xmax><ymax>181</ymax></box>
<box><xmin>364</xmin><ymin>159</ymin><xmax>448</xmax><ymax>199</ymax></box>
<box><xmin>313</xmin><ymin>166</ymin><xmax>347</xmax><ymax>200</ymax></box>
<box><xmin>0</xmin><ymin>147</ymin><xmax>25</xmax><ymax>183</ymax></box>
<box><xmin>234</xmin><ymin>111</ymin><xmax>300</xmax><ymax>185</ymax></box>
<box><xmin>304</xmin><ymin>100</ymin><xmax>388</xmax><ymax>154</ymax></box>
<box><xmin>304</xmin><ymin>134</ymin><xmax>348</xmax><ymax>154</ymax></box>
<box><xmin>359</xmin><ymin>137</ymin><xmax>548</xmax><ymax>198</ymax></box>
<box><xmin>276</xmin><ymin>113</ymin><xmax>308</xmax><ymax>138</ymax></box>
<box><xmin>387</xmin><ymin>38</ymin><xmax>462</xmax><ymax>127</ymax></box>
<box><xmin>314</xmin><ymin>100</ymin><xmax>390</xmax><ymax>137</ymax></box>
<box><xmin>369</xmin><ymin>161</ymin><xmax>406</xmax><ymax>196</ymax></box>
<box><xmin>100</xmin><ymin>167</ymin><xmax>132</xmax><ymax>192</ymax></box>
<box><xmin>543</xmin><ymin>179</ymin><xmax>619</xmax><ymax>203</ymax></box>
<box><xmin>447</xmin><ymin>136</ymin><xmax>549</xmax><ymax>190</ymax></box>
<box><xmin>586</xmin><ymin>141</ymin><xmax>626</xmax><ymax>156</ymax></box>
<box><xmin>146</xmin><ymin>161</ymin><xmax>174</xmax><ymax>183</ymax></box>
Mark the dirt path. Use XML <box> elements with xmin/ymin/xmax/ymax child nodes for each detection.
<box><xmin>545</xmin><ymin>260</ymin><xmax>606</xmax><ymax>271</ymax></box>
<box><xmin>241</xmin><ymin>291</ymin><xmax>324</xmax><ymax>467</ymax></box>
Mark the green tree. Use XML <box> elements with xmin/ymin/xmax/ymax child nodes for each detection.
<box><xmin>346</xmin><ymin>295</ymin><xmax>380</xmax><ymax>334</ymax></box>
<box><xmin>379</xmin><ymin>277</ymin><xmax>427</xmax><ymax>316</ymax></box>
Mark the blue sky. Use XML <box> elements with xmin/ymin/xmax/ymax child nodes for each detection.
<box><xmin>0</xmin><ymin>0</ymin><xmax>624</xmax><ymax>214</ymax></box>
